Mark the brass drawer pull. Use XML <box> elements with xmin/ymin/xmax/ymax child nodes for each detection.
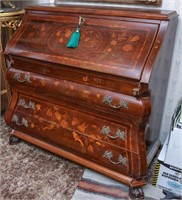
<box><xmin>103</xmin><ymin>150</ymin><xmax>127</xmax><ymax>166</ymax></box>
<box><xmin>101</xmin><ymin>126</ymin><xmax>125</xmax><ymax>141</ymax></box>
<box><xmin>18</xmin><ymin>99</ymin><xmax>35</xmax><ymax>110</ymax></box>
<box><xmin>12</xmin><ymin>115</ymin><xmax>28</xmax><ymax>127</ymax></box>
<box><xmin>103</xmin><ymin>95</ymin><xmax>128</xmax><ymax>110</ymax></box>
<box><xmin>14</xmin><ymin>73</ymin><xmax>31</xmax><ymax>83</ymax></box>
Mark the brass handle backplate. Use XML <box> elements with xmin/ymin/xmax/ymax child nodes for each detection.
<box><xmin>103</xmin><ymin>95</ymin><xmax>128</xmax><ymax>110</ymax></box>
<box><xmin>100</xmin><ymin>126</ymin><xmax>125</xmax><ymax>141</ymax></box>
<box><xmin>12</xmin><ymin>115</ymin><xmax>28</xmax><ymax>127</ymax></box>
<box><xmin>18</xmin><ymin>99</ymin><xmax>35</xmax><ymax>110</ymax></box>
<box><xmin>14</xmin><ymin>73</ymin><xmax>31</xmax><ymax>83</ymax></box>
<box><xmin>103</xmin><ymin>150</ymin><xmax>127</xmax><ymax>166</ymax></box>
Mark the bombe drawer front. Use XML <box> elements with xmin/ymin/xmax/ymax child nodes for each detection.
<box><xmin>13</xmin><ymin>94</ymin><xmax>141</xmax><ymax>152</ymax></box>
<box><xmin>10</xmin><ymin>111</ymin><xmax>144</xmax><ymax>178</ymax></box>
<box><xmin>7</xmin><ymin>68</ymin><xmax>149</xmax><ymax>119</ymax></box>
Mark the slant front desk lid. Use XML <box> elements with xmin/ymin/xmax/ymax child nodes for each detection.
<box><xmin>5</xmin><ymin>4</ymin><xmax>178</xmax><ymax>82</ymax></box>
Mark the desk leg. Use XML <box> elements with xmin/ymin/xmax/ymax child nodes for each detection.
<box><xmin>9</xmin><ymin>131</ymin><xmax>21</xmax><ymax>145</ymax></box>
<box><xmin>129</xmin><ymin>185</ymin><xmax>144</xmax><ymax>199</ymax></box>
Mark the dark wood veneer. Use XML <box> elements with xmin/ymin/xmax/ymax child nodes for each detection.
<box><xmin>4</xmin><ymin>4</ymin><xmax>178</xmax><ymax>198</ymax></box>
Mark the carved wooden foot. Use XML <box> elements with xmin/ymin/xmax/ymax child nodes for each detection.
<box><xmin>129</xmin><ymin>186</ymin><xmax>144</xmax><ymax>199</ymax></box>
<box><xmin>9</xmin><ymin>135</ymin><xmax>21</xmax><ymax>145</ymax></box>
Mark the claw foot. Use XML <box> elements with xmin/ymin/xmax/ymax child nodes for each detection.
<box><xmin>9</xmin><ymin>135</ymin><xmax>21</xmax><ymax>145</ymax></box>
<box><xmin>129</xmin><ymin>186</ymin><xmax>144</xmax><ymax>199</ymax></box>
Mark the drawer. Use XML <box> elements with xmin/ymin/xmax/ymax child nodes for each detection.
<box><xmin>10</xmin><ymin>111</ymin><xmax>145</xmax><ymax>178</ymax></box>
<box><xmin>14</xmin><ymin>94</ymin><xmax>139</xmax><ymax>152</ymax></box>
<box><xmin>12</xmin><ymin>57</ymin><xmax>141</xmax><ymax>97</ymax></box>
<box><xmin>7</xmin><ymin>68</ymin><xmax>150</xmax><ymax>119</ymax></box>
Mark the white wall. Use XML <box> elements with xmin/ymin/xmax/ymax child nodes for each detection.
<box><xmin>158</xmin><ymin>1</ymin><xmax>182</xmax><ymax>143</ymax></box>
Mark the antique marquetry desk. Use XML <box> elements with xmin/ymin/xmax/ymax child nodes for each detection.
<box><xmin>4</xmin><ymin>4</ymin><xmax>178</xmax><ymax>198</ymax></box>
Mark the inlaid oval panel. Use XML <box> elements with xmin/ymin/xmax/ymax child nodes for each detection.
<box><xmin>47</xmin><ymin>25</ymin><xmax>106</xmax><ymax>59</ymax></box>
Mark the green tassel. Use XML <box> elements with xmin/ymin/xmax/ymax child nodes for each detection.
<box><xmin>67</xmin><ymin>28</ymin><xmax>80</xmax><ymax>48</ymax></box>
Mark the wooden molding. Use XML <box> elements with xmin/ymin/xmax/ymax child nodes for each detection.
<box><xmin>56</xmin><ymin>0</ymin><xmax>162</xmax><ymax>5</ymax></box>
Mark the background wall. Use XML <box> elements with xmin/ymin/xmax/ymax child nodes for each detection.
<box><xmin>158</xmin><ymin>1</ymin><xmax>182</xmax><ymax>143</ymax></box>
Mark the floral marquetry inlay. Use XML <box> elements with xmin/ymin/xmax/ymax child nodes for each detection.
<box><xmin>50</xmin><ymin>26</ymin><xmax>104</xmax><ymax>52</ymax></box>
<box><xmin>48</xmin><ymin>25</ymin><xmax>143</xmax><ymax>63</ymax></box>
<box><xmin>13</xmin><ymin>17</ymin><xmax>160</xmax><ymax>81</ymax></box>
<box><xmin>18</xmin><ymin>21</ymin><xmax>154</xmax><ymax>62</ymax></box>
